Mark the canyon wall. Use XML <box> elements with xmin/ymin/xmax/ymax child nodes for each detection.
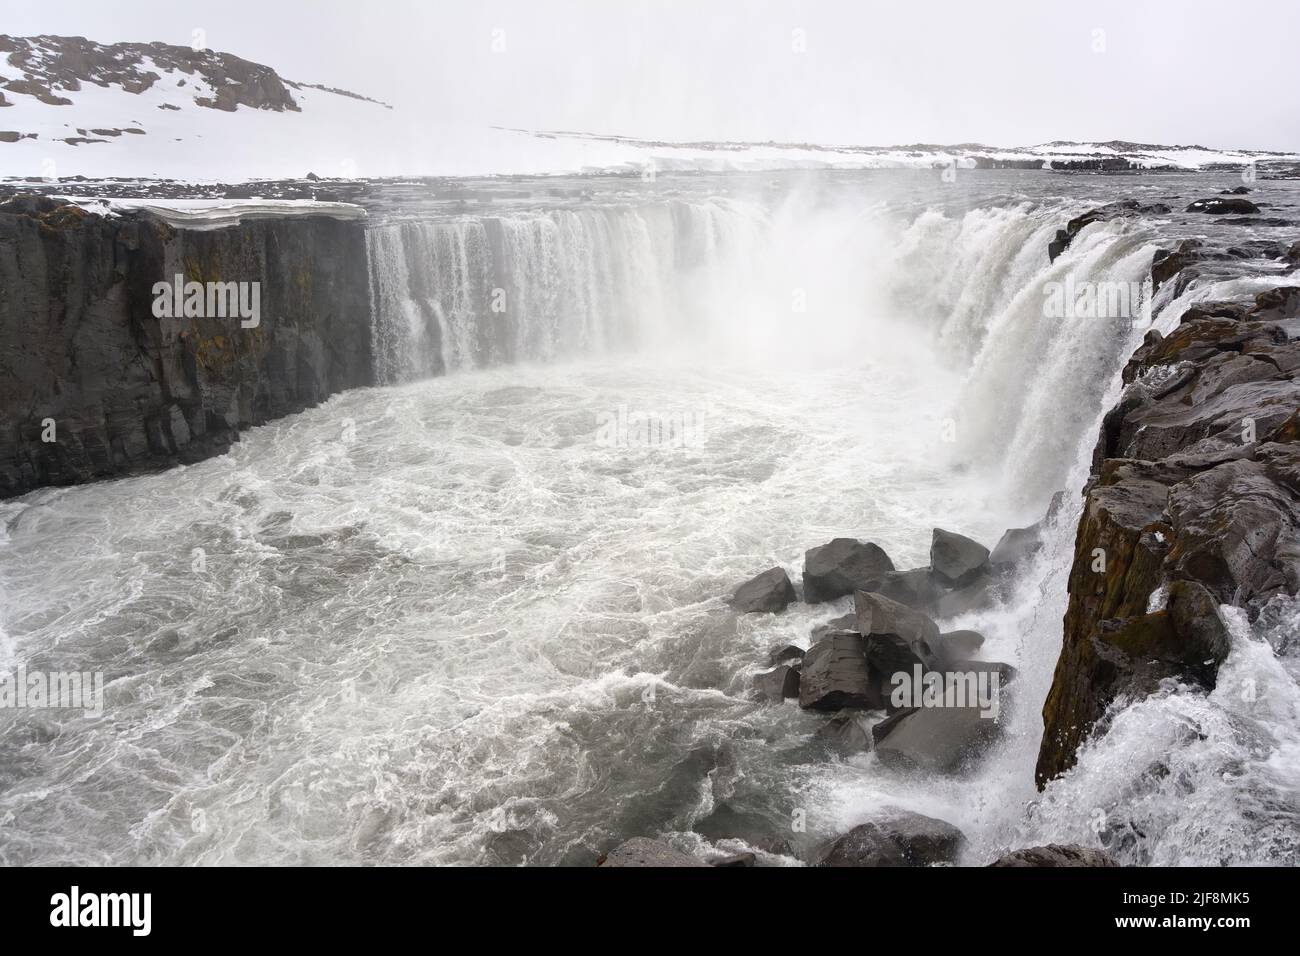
<box><xmin>0</xmin><ymin>197</ymin><xmax>372</xmax><ymax>497</ymax></box>
<box><xmin>1036</xmin><ymin>227</ymin><xmax>1300</xmax><ymax>786</ymax></box>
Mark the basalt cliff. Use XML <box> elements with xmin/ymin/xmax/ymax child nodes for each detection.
<box><xmin>1036</xmin><ymin>220</ymin><xmax>1300</xmax><ymax>786</ymax></box>
<box><xmin>0</xmin><ymin>197</ymin><xmax>372</xmax><ymax>497</ymax></box>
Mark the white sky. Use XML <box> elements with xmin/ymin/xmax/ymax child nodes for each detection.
<box><xmin>6</xmin><ymin>0</ymin><xmax>1299</xmax><ymax>150</ymax></box>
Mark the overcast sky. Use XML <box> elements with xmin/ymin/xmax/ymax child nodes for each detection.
<box><xmin>7</xmin><ymin>0</ymin><xmax>1299</xmax><ymax>150</ymax></box>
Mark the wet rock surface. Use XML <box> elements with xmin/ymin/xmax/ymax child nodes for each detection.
<box><xmin>802</xmin><ymin>537</ymin><xmax>895</xmax><ymax>603</ymax></box>
<box><xmin>815</xmin><ymin>807</ymin><xmax>965</xmax><ymax>866</ymax></box>
<box><xmin>989</xmin><ymin>844</ymin><xmax>1119</xmax><ymax>867</ymax></box>
<box><xmin>598</xmin><ymin>837</ymin><xmax>709</xmax><ymax>867</ymax></box>
<box><xmin>1037</xmin><ymin>209</ymin><xmax>1300</xmax><ymax>787</ymax></box>
<box><xmin>728</xmin><ymin>566</ymin><xmax>798</xmax><ymax>613</ymax></box>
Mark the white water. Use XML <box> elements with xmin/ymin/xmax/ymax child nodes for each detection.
<box><xmin>2</xmin><ymin>176</ymin><xmax>1294</xmax><ymax>865</ymax></box>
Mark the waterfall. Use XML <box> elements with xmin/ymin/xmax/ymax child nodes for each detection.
<box><xmin>365</xmin><ymin>189</ymin><xmax>1171</xmax><ymax>520</ymax></box>
<box><xmin>366</xmin><ymin>199</ymin><xmax>765</xmax><ymax>384</ymax></box>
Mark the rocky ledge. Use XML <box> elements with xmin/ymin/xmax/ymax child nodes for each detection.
<box><xmin>0</xmin><ymin>196</ymin><xmax>373</xmax><ymax>497</ymax></box>
<box><xmin>1036</xmin><ymin>204</ymin><xmax>1300</xmax><ymax>786</ymax></box>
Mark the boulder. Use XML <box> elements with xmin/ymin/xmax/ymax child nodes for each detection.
<box><xmin>693</xmin><ymin>803</ymin><xmax>788</xmax><ymax>853</ymax></box>
<box><xmin>988</xmin><ymin>844</ymin><xmax>1119</xmax><ymax>867</ymax></box>
<box><xmin>598</xmin><ymin>837</ymin><xmax>709</xmax><ymax>867</ymax></box>
<box><xmin>1047</xmin><ymin>201</ymin><xmax>1172</xmax><ymax>262</ymax></box>
<box><xmin>768</xmin><ymin>644</ymin><xmax>806</xmax><ymax>666</ymax></box>
<box><xmin>937</xmin><ymin>629</ymin><xmax>985</xmax><ymax>658</ymax></box>
<box><xmin>798</xmin><ymin>633</ymin><xmax>874</xmax><ymax>710</ymax></box>
<box><xmin>814</xmin><ymin>808</ymin><xmax>965</xmax><ymax>866</ymax></box>
<box><xmin>872</xmin><ymin>567</ymin><xmax>946</xmax><ymax>611</ymax></box>
<box><xmin>710</xmin><ymin>851</ymin><xmax>756</xmax><ymax>867</ymax></box>
<box><xmin>753</xmin><ymin>665</ymin><xmax>800</xmax><ymax>703</ymax></box>
<box><xmin>989</xmin><ymin>525</ymin><xmax>1043</xmax><ymax>567</ymax></box>
<box><xmin>728</xmin><ymin>566</ymin><xmax>797</xmax><ymax>613</ymax></box>
<box><xmin>930</xmin><ymin>528</ymin><xmax>991</xmax><ymax>586</ymax></box>
<box><xmin>802</xmin><ymin>538</ymin><xmax>895</xmax><ymax>603</ymax></box>
<box><xmin>1220</xmin><ymin>186</ymin><xmax>1252</xmax><ymax>195</ymax></box>
<box><xmin>809</xmin><ymin>612</ymin><xmax>858</xmax><ymax>642</ymax></box>
<box><xmin>1245</xmin><ymin>285</ymin><xmax>1300</xmax><ymax>323</ymax></box>
<box><xmin>853</xmin><ymin>590</ymin><xmax>943</xmax><ymax>666</ymax></box>
<box><xmin>1178</xmin><ymin>300</ymin><xmax>1249</xmax><ymax>324</ymax></box>
<box><xmin>1185</xmin><ymin>197</ymin><xmax>1261</xmax><ymax>215</ymax></box>
<box><xmin>936</xmin><ymin>576</ymin><xmax>1003</xmax><ymax>619</ymax></box>
<box><xmin>813</xmin><ymin>711</ymin><xmax>872</xmax><ymax>755</ymax></box>
<box><xmin>872</xmin><ymin>694</ymin><xmax>1004</xmax><ymax>774</ymax></box>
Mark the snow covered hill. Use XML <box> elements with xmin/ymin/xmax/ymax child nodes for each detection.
<box><xmin>1</xmin><ymin>35</ymin><xmax>1296</xmax><ymax>182</ymax></box>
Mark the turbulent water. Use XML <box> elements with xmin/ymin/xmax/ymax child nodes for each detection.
<box><xmin>2</xmin><ymin>170</ymin><xmax>1298</xmax><ymax>865</ymax></box>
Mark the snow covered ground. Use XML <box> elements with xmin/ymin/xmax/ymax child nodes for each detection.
<box><xmin>1</xmin><ymin>37</ymin><xmax>1296</xmax><ymax>182</ymax></box>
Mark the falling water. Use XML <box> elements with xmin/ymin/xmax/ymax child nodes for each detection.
<box><xmin>367</xmin><ymin>199</ymin><xmax>764</xmax><ymax>383</ymax></box>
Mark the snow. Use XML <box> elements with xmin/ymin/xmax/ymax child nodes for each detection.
<box><xmin>55</xmin><ymin>197</ymin><xmax>367</xmax><ymax>228</ymax></box>
<box><xmin>1</xmin><ymin>48</ymin><xmax>1295</xmax><ymax>181</ymax></box>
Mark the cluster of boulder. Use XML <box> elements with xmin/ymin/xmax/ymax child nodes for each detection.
<box><xmin>734</xmin><ymin>528</ymin><xmax>1031</xmax><ymax>776</ymax></box>
<box><xmin>626</xmin><ymin>526</ymin><xmax>1039</xmax><ymax>866</ymax></box>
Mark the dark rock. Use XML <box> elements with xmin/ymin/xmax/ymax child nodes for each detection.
<box><xmin>1185</xmin><ymin>197</ymin><xmax>1261</xmax><ymax>215</ymax></box>
<box><xmin>798</xmin><ymin>633</ymin><xmax>873</xmax><ymax>710</ymax></box>
<box><xmin>710</xmin><ymin>851</ymin><xmax>756</xmax><ymax>867</ymax></box>
<box><xmin>0</xmin><ymin>197</ymin><xmax>373</xmax><ymax>498</ymax></box>
<box><xmin>989</xmin><ymin>525</ymin><xmax>1043</xmax><ymax>567</ymax></box>
<box><xmin>728</xmin><ymin>566</ymin><xmax>797</xmax><ymax>613</ymax></box>
<box><xmin>854</xmin><ymin>590</ymin><xmax>944</xmax><ymax>670</ymax></box>
<box><xmin>1214</xmin><ymin>217</ymin><xmax>1295</xmax><ymax>227</ymax></box>
<box><xmin>1038</xmin><ymin>389</ymin><xmax>1300</xmax><ymax>787</ymax></box>
<box><xmin>1037</xmin><ymin>473</ymin><xmax>1172</xmax><ymax>786</ymax></box>
<box><xmin>937</xmin><ymin>629</ymin><xmax>985</xmax><ymax>657</ymax></box>
<box><xmin>989</xmin><ymin>844</ymin><xmax>1119</xmax><ymax>867</ymax></box>
<box><xmin>873</xmin><ymin>694</ymin><xmax>1005</xmax><ymax>773</ymax></box>
<box><xmin>809</xmin><ymin>612</ymin><xmax>857</xmax><ymax>642</ymax></box>
<box><xmin>598</xmin><ymin>837</ymin><xmax>709</xmax><ymax>867</ymax></box>
<box><xmin>930</xmin><ymin>528</ymin><xmax>991</xmax><ymax>586</ymax></box>
<box><xmin>753</xmin><ymin>665</ymin><xmax>800</xmax><ymax>703</ymax></box>
<box><xmin>1047</xmin><ymin>200</ymin><xmax>1172</xmax><ymax>262</ymax></box>
<box><xmin>1245</xmin><ymin>285</ymin><xmax>1300</xmax><ymax>322</ymax></box>
<box><xmin>813</xmin><ymin>711</ymin><xmax>872</xmax><ymax>754</ymax></box>
<box><xmin>814</xmin><ymin>808</ymin><xmax>965</xmax><ymax>866</ymax></box>
<box><xmin>1220</xmin><ymin>186</ymin><xmax>1252</xmax><ymax>195</ymax></box>
<box><xmin>768</xmin><ymin>644</ymin><xmax>806</xmax><ymax>666</ymax></box>
<box><xmin>692</xmin><ymin>803</ymin><xmax>786</xmax><ymax>851</ymax></box>
<box><xmin>1179</xmin><ymin>300</ymin><xmax>1248</xmax><ymax>324</ymax></box>
<box><xmin>802</xmin><ymin>538</ymin><xmax>895</xmax><ymax>603</ymax></box>
<box><xmin>936</xmin><ymin>576</ymin><xmax>1004</xmax><ymax>619</ymax></box>
<box><xmin>872</xmin><ymin>567</ymin><xmax>946</xmax><ymax>611</ymax></box>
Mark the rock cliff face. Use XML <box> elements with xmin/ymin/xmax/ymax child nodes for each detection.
<box><xmin>0</xmin><ymin>197</ymin><xmax>372</xmax><ymax>497</ymax></box>
<box><xmin>1036</xmin><ymin>219</ymin><xmax>1300</xmax><ymax>787</ymax></box>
